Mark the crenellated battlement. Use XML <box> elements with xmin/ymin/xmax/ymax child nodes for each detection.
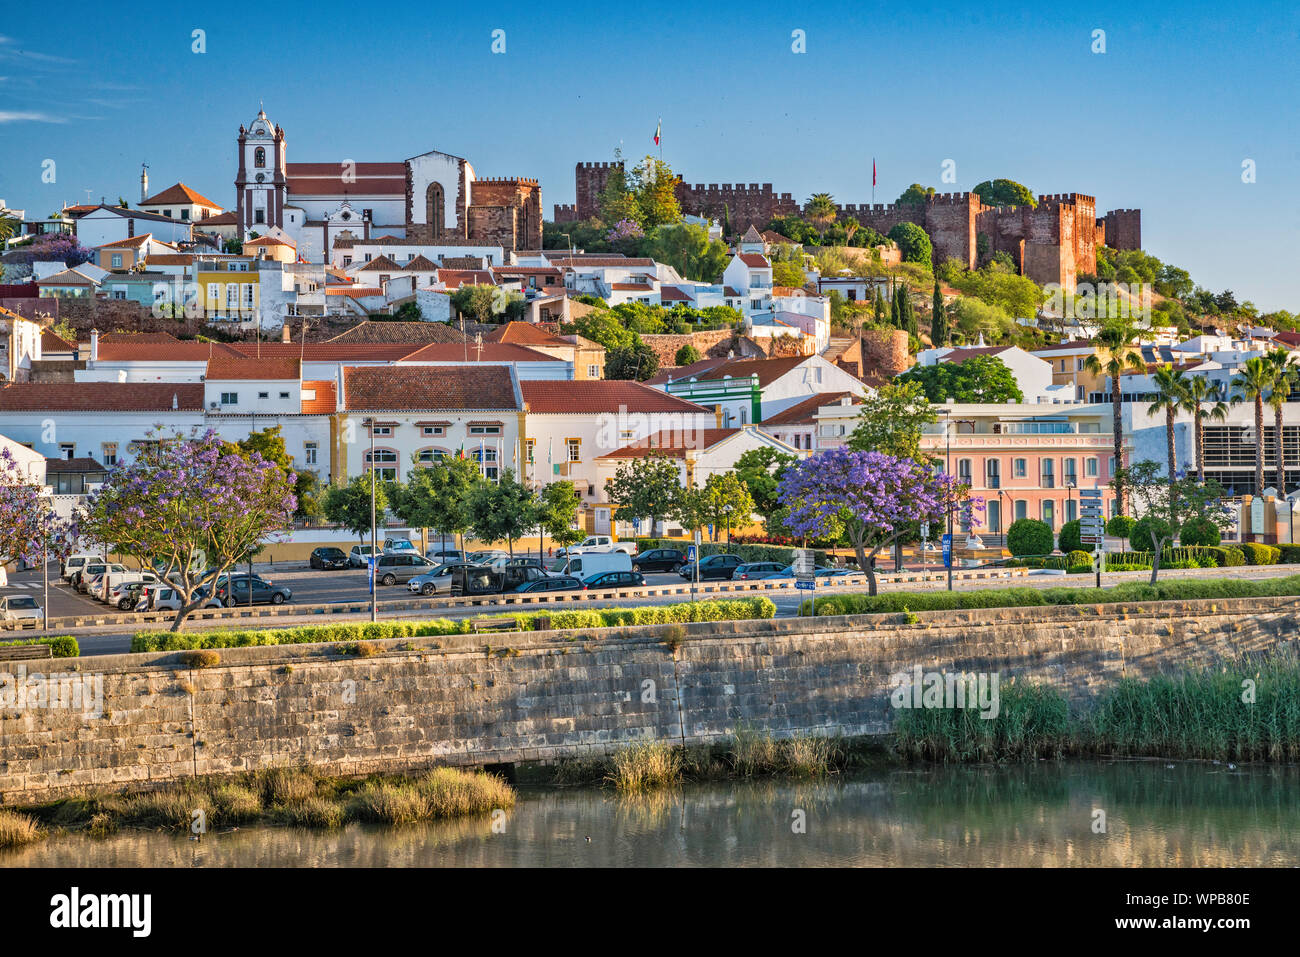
<box><xmin>578</xmin><ymin>161</ymin><xmax>623</xmax><ymax>170</ymax></box>
<box><xmin>553</xmin><ymin>203</ymin><xmax>577</xmax><ymax>222</ymax></box>
<box><xmin>1036</xmin><ymin>192</ymin><xmax>1095</xmax><ymax>207</ymax></box>
<box><xmin>478</xmin><ymin>176</ymin><xmax>539</xmax><ymax>186</ymax></box>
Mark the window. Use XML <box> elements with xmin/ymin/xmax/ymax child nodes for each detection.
<box><xmin>1014</xmin><ymin>500</ymin><xmax>1028</xmax><ymax>521</ymax></box>
<box><xmin>958</xmin><ymin>458</ymin><xmax>972</xmax><ymax>484</ymax></box>
<box><xmin>567</xmin><ymin>439</ymin><xmax>581</xmax><ymax>462</ymax></box>
<box><xmin>1041</xmin><ymin>500</ymin><xmax>1056</xmax><ymax>529</ymax></box>
<box><xmin>364</xmin><ymin>449</ymin><xmax>399</xmax><ymax>481</ymax></box>
<box><xmin>1066</xmin><ymin>498</ymin><xmax>1078</xmax><ymax>523</ymax></box>
<box><xmin>181</xmin><ymin>209</ymin><xmax>190</xmax><ymax>221</ymax></box>
<box><xmin>1064</xmin><ymin>458</ymin><xmax>1077</xmax><ymax>486</ymax></box>
<box><xmin>244</xmin><ymin>284</ymin><xmax>255</xmax><ymax>307</ymax></box>
<box><xmin>587</xmin><ymin>365</ymin><xmax>600</xmax><ymax>378</ymax></box>
<box><xmin>1085</xmin><ymin>457</ymin><xmax>1099</xmax><ymax>478</ymax></box>
<box><xmin>420</xmin><ymin>426</ymin><xmax>445</xmax><ymax>437</ymax></box>
<box><xmin>279</xmin><ymin>391</ymin><xmax>290</xmax><ymax>400</ymax></box>
<box><xmin>113</xmin><ymin>290</ymin><xmax>126</xmax><ymax>300</ymax></box>
<box><xmin>220</xmin><ymin>392</ymin><xmax>238</xmax><ymax>405</ymax></box>
<box><xmin>472</xmin><ymin>447</ymin><xmax>498</xmax><ymax>480</ymax></box>
<box><xmin>227</xmin><ymin>285</ymin><xmax>239</xmax><ymax>310</ymax></box>
<box><xmin>255</xmin><ymin>147</ymin><xmax>266</xmax><ymax>168</ymax></box>
<box><xmin>1041</xmin><ymin>459</ymin><xmax>1055</xmax><ymax>488</ymax></box>
<box><xmin>59</xmin><ymin>443</ymin><xmax>75</xmax><ymax>460</ymax></box>
<box><xmin>258</xmin><ymin>392</ymin><xmax>269</xmax><ymax>400</ymax></box>
<box><xmin>304</xmin><ymin>443</ymin><xmax>317</xmax><ymax>466</ymax></box>
<box><xmin>1014</xmin><ymin>458</ymin><xmax>1027</xmax><ymax>478</ymax></box>
<box><xmin>343</xmin><ymin>256</ymin><xmax>352</xmax><ymax>266</ymax></box>
<box><xmin>111</xmin><ymin>253</ymin><xmax>123</xmax><ymax>268</ymax></box>
<box><xmin>525</xmin><ymin>439</ymin><xmax>535</xmax><ymax>464</ymax></box>
<box><xmin>750</xmin><ymin>299</ymin><xmax>762</xmax><ymax>311</ymax></box>
<box><xmin>985</xmin><ymin>459</ymin><xmax>1000</xmax><ymax>489</ymax></box>
<box><xmin>254</xmin><ymin>209</ymin><xmax>265</xmax><ymax>224</ymax></box>
<box><xmin>101</xmin><ymin>443</ymin><xmax>118</xmax><ymax>468</ymax></box>
<box><xmin>469</xmin><ymin>424</ymin><xmax>501</xmax><ymax>435</ymax></box>
<box><xmin>1108</xmin><ymin>456</ymin><xmax>1116</xmax><ymax>476</ymax></box>
<box><xmin>371</xmin><ymin>425</ymin><xmax>392</xmax><ymax>437</ymax></box>
<box><xmin>415</xmin><ymin>448</ymin><xmax>447</xmax><ymax>466</ymax></box>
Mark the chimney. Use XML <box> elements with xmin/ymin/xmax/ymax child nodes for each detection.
<box><xmin>281</xmin><ymin>324</ymin><xmax>291</xmax><ymax>343</ymax></box>
<box><xmin>140</xmin><ymin>164</ymin><xmax>149</xmax><ymax>204</ymax></box>
<box><xmin>172</xmin><ymin>392</ymin><xmax>178</xmax><ymax>410</ymax></box>
<box><xmin>90</xmin><ymin>328</ymin><xmax>99</xmax><ymax>362</ymax></box>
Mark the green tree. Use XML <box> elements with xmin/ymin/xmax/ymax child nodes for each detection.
<box><xmin>733</xmin><ymin>447</ymin><xmax>797</xmax><ymax>527</ymax></box>
<box><xmin>971</xmin><ymin>179</ymin><xmax>1036</xmax><ymax>208</ymax></box>
<box><xmin>896</xmin><ymin>283</ymin><xmax>918</xmax><ymax>336</ymax></box>
<box><xmin>931</xmin><ymin>279</ymin><xmax>947</xmax><ymax>345</ymax></box>
<box><xmin>1267</xmin><ymin>348</ymin><xmax>1299</xmax><ymax>493</ymax></box>
<box><xmin>630</xmin><ymin>155</ymin><xmax>682</xmax><ymax>229</ymax></box>
<box><xmin>538</xmin><ymin>480</ymin><xmax>584</xmax><ymax>552</ymax></box>
<box><xmin>393</xmin><ymin>300</ymin><xmax>423</xmax><ymax>321</ymax></box>
<box><xmin>1186</xmin><ymin>376</ymin><xmax>1229</xmax><ymax>484</ymax></box>
<box><xmin>322</xmin><ymin>474</ymin><xmax>388</xmax><ymax>544</ymax></box>
<box><xmin>464</xmin><ymin>469</ymin><xmax>537</xmax><ymax>556</ymax></box>
<box><xmin>449</xmin><ymin>284</ymin><xmax>498</xmax><ymax>323</ymax></box>
<box><xmin>701</xmin><ymin>472</ymin><xmax>756</xmax><ymax>543</ymax></box>
<box><xmin>674</xmin><ymin>343</ymin><xmax>702</xmax><ymax>365</ymax></box>
<box><xmin>1084</xmin><ymin>320</ymin><xmax>1146</xmax><ymax>512</ymax></box>
<box><xmin>597</xmin><ymin>153</ymin><xmax>640</xmax><ymax>225</ymax></box>
<box><xmin>1231</xmin><ymin>356</ymin><xmax>1273</xmax><ymax>495</ymax></box>
<box><xmin>896</xmin><ymin>184</ymin><xmax>935</xmax><ymax>206</ymax></box>
<box><xmin>605</xmin><ymin>341</ymin><xmax>660</xmax><ymax>381</ymax></box>
<box><xmin>1146</xmin><ymin>365</ymin><xmax>1193</xmax><ymax>484</ymax></box>
<box><xmin>670</xmin><ymin>485</ymin><xmax>710</xmax><ymax>539</ymax></box>
<box><xmin>409</xmin><ymin>456</ymin><xmax>484</xmax><ymax>555</ymax></box>
<box><xmin>897</xmin><ymin>355</ymin><xmax>1024</xmax><ymax>403</ymax></box>
<box><xmin>1117</xmin><ymin>460</ymin><xmax>1233</xmax><ymax>584</ymax></box>
<box><xmin>805</xmin><ymin>192</ymin><xmax>837</xmax><ymax>234</ymax></box>
<box><xmin>873</xmin><ymin>287</ymin><xmax>887</xmax><ymax>323</ymax></box>
<box><xmin>229</xmin><ymin>426</ymin><xmax>319</xmax><ymax>520</ymax></box>
<box><xmin>772</xmin><ymin>259</ymin><xmax>805</xmax><ymax>288</ymax></box>
<box><xmin>605</xmin><ymin>456</ymin><xmax>682</xmax><ymax>535</ymax></box>
<box><xmin>846</xmin><ymin>380</ymin><xmax>936</xmax><ymax>460</ymax></box>
<box><xmin>643</xmin><ymin>221</ymin><xmax>729</xmax><ymax>282</ymax></box>
<box><xmin>888</xmin><ymin>222</ymin><xmax>932</xmax><ymax>264</ymax></box>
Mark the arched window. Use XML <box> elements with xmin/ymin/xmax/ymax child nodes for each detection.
<box><xmin>426</xmin><ymin>182</ymin><xmax>445</xmax><ymax>238</ymax></box>
<box><xmin>415</xmin><ymin>448</ymin><xmax>449</xmax><ymax>466</ymax></box>
<box><xmin>364</xmin><ymin>448</ymin><xmax>399</xmax><ymax>481</ymax></box>
<box><xmin>254</xmin><ymin>147</ymin><xmax>266</xmax><ymax>168</ymax></box>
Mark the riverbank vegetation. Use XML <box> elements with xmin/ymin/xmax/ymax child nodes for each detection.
<box><xmin>17</xmin><ymin>766</ymin><xmax>514</xmax><ymax>838</ymax></box>
<box><xmin>0</xmin><ymin>808</ymin><xmax>44</xmax><ymax>848</ymax></box>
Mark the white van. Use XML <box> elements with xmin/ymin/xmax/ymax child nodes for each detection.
<box><xmin>62</xmin><ymin>553</ymin><xmax>101</xmax><ymax>581</ymax></box>
<box><xmin>561</xmin><ymin>551</ymin><xmax>633</xmax><ymax>578</ymax></box>
<box><xmin>101</xmin><ymin>570</ymin><xmax>160</xmax><ymax>598</ymax></box>
<box><xmin>560</xmin><ymin>536</ymin><xmax>636</xmax><ymax>557</ymax></box>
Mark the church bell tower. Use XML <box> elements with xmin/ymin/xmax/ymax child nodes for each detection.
<box><xmin>235</xmin><ymin>106</ymin><xmax>287</xmax><ymax>237</ymax></box>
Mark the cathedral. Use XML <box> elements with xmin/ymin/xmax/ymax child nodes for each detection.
<box><xmin>233</xmin><ymin>108</ymin><xmax>542</xmax><ymax>259</ymax></box>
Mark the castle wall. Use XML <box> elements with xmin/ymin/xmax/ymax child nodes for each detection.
<box><xmin>1101</xmin><ymin>208</ymin><xmax>1141</xmax><ymax>251</ymax></box>
<box><xmin>674</xmin><ymin>182</ymin><xmax>799</xmax><ymax>232</ymax></box>
<box><xmin>574</xmin><ymin>161</ymin><xmax>621</xmax><ymax>221</ymax></box>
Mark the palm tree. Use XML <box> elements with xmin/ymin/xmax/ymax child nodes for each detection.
<box><xmin>1231</xmin><ymin>356</ymin><xmax>1274</xmax><ymax>495</ymax></box>
<box><xmin>1084</xmin><ymin>320</ymin><xmax>1146</xmax><ymax>512</ymax></box>
<box><xmin>1266</xmin><ymin>348</ymin><xmax>1299</xmax><ymax>495</ymax></box>
<box><xmin>805</xmin><ymin>193</ymin><xmax>837</xmax><ymax>235</ymax></box>
<box><xmin>1186</xmin><ymin>376</ymin><xmax>1229</xmax><ymax>483</ymax></box>
<box><xmin>1147</xmin><ymin>365</ymin><xmax>1192</xmax><ymax>483</ymax></box>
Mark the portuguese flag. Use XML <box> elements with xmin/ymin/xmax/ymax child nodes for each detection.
<box><xmin>653</xmin><ymin>118</ymin><xmax>661</xmax><ymax>146</ymax></box>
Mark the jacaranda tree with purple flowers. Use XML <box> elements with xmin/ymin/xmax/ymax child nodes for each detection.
<box><xmin>0</xmin><ymin>448</ymin><xmax>78</xmax><ymax>571</ymax></box>
<box><xmin>777</xmin><ymin>448</ymin><xmax>977</xmax><ymax>595</ymax></box>
<box><xmin>81</xmin><ymin>430</ymin><xmax>297</xmax><ymax>631</ymax></box>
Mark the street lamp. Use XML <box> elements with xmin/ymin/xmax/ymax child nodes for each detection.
<box><xmin>1066</xmin><ymin>480</ymin><xmax>1077</xmax><ymax>527</ymax></box>
<box><xmin>365</xmin><ymin>416</ymin><xmax>378</xmax><ymax>623</ymax></box>
<box><xmin>723</xmin><ymin>503</ymin><xmax>734</xmax><ymax>548</ymax></box>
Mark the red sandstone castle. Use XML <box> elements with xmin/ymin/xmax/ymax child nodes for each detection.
<box><xmin>554</xmin><ymin>161</ymin><xmax>1141</xmax><ymax>292</ymax></box>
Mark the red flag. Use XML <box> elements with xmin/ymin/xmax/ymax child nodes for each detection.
<box><xmin>873</xmin><ymin>158</ymin><xmax>877</xmax><ymax>187</ymax></box>
<box><xmin>654</xmin><ymin>117</ymin><xmax>661</xmax><ymax>146</ymax></box>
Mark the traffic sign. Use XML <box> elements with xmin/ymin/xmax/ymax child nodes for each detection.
<box><xmin>793</xmin><ymin>547</ymin><xmax>816</xmax><ymax>586</ymax></box>
<box><xmin>685</xmin><ymin>545</ymin><xmax>696</xmax><ymax>563</ymax></box>
<box><xmin>796</xmin><ymin>580</ymin><xmax>816</xmax><ymax>591</ymax></box>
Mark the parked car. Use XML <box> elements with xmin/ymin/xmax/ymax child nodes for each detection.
<box><xmin>756</xmin><ymin>565</ymin><xmax>838</xmax><ymax>580</ymax></box>
<box><xmin>75</xmin><ymin>562</ymin><xmax>127</xmax><ymax>594</ymax></box>
<box><xmin>512</xmin><ymin>575</ymin><xmax>584</xmax><ymax>593</ymax></box>
<box><xmin>348</xmin><ymin>545</ymin><xmax>379</xmax><ymax>568</ymax></box>
<box><xmin>679</xmin><ymin>553</ymin><xmax>744</xmax><ymax>581</ymax></box>
<box><xmin>0</xmin><ymin>595</ymin><xmax>41</xmax><ymax>622</ymax></box>
<box><xmin>466</xmin><ymin>549</ymin><xmax>510</xmax><ymax>565</ymax></box>
<box><xmin>310</xmin><ymin>547</ymin><xmax>350</xmax><ymax>570</ymax></box>
<box><xmin>582</xmin><ymin>570</ymin><xmax>646</xmax><ymax>590</ymax></box>
<box><xmin>557</xmin><ymin>535</ymin><xmax>636</xmax><ymax>557</ymax></box>
<box><xmin>425</xmin><ymin>547</ymin><xmax>464</xmax><ymax>563</ymax></box>
<box><xmin>61</xmin><ymin>553</ymin><xmax>100</xmax><ymax>582</ymax></box>
<box><xmin>374</xmin><ymin>553</ymin><xmax>437</xmax><ymax>586</ymax></box>
<box><xmin>136</xmin><ymin>584</ymin><xmax>223</xmax><ymax>613</ymax></box>
<box><xmin>407</xmin><ymin>562</ymin><xmax>474</xmax><ymax>596</ymax></box>
<box><xmin>555</xmin><ymin>551</ymin><xmax>633</xmax><ymax>579</ymax></box>
<box><xmin>451</xmin><ymin>563</ymin><xmax>552</xmax><ymax>596</ymax></box>
<box><xmin>111</xmin><ymin>580</ymin><xmax>150</xmax><ymax>611</ymax></box>
<box><xmin>731</xmin><ymin>561</ymin><xmax>787</xmax><ymax>581</ymax></box>
<box><xmin>631</xmin><ymin>548</ymin><xmax>686</xmax><ymax>573</ymax></box>
<box><xmin>211</xmin><ymin>574</ymin><xmax>292</xmax><ymax>606</ymax></box>
<box><xmin>382</xmin><ymin>537</ymin><xmax>418</xmax><ymax>555</ymax></box>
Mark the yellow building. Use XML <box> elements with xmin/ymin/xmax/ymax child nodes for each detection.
<box><xmin>196</xmin><ymin>258</ymin><xmax>259</xmax><ymax>323</ymax></box>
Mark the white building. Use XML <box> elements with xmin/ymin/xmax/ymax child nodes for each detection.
<box><xmin>74</xmin><ymin>205</ymin><xmax>192</xmax><ymax>248</ymax></box>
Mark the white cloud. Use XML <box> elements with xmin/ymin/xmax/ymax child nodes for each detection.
<box><xmin>0</xmin><ymin>110</ymin><xmax>66</xmax><ymax>123</ymax></box>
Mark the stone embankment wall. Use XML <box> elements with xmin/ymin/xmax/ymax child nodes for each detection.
<box><xmin>2</xmin><ymin>597</ymin><xmax>1294</xmax><ymax>803</ymax></box>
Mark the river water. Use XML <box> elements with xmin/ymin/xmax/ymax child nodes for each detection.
<box><xmin>6</xmin><ymin>760</ymin><xmax>1299</xmax><ymax>867</ymax></box>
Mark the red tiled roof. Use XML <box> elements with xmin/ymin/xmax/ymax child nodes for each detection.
<box><xmin>437</xmin><ymin>269</ymin><xmax>495</xmax><ymax>289</ymax></box>
<box><xmin>521</xmin><ymin>380</ymin><xmax>710</xmax><ymax>415</ymax></box>
<box><xmin>596</xmin><ymin>428</ymin><xmax>740</xmax><ymax>459</ymax></box>
<box><xmin>761</xmin><ymin>391</ymin><xmax>857</xmax><ymax>425</ymax></box>
<box><xmin>285</xmin><ymin>162</ymin><xmax>406</xmax><ymax>196</ymax></box>
<box><xmin>40</xmin><ymin>330</ymin><xmax>78</xmax><ymax>353</ymax></box>
<box><xmin>205</xmin><ymin>356</ymin><xmax>302</xmax><ymax>380</ymax></box>
<box><xmin>327</xmin><ymin>286</ymin><xmax>383</xmax><ymax>297</ymax></box>
<box><xmin>245</xmin><ymin>235</ymin><xmax>295</xmax><ymax>248</ymax></box>
<box><xmin>485</xmin><ymin>322</ymin><xmax>570</xmax><ymax>347</ymax></box>
<box><xmin>98</xmin><ymin>233</ymin><xmax>153</xmax><ymax>249</ymax></box>
<box><xmin>399</xmin><ymin>342</ymin><xmax>556</xmax><ymax>363</ymax></box>
<box><xmin>647</xmin><ymin>355</ymin><xmax>813</xmax><ymax>388</ymax></box>
<box><xmin>101</xmin><ymin>332</ymin><xmax>179</xmax><ymax>343</ymax></box>
<box><xmin>140</xmin><ymin>183</ymin><xmax>222</xmax><ymax>209</ymax></box>
<box><xmin>139</xmin><ymin>254</ymin><xmax>194</xmax><ymax>265</ymax></box>
<box><xmin>44</xmin><ymin>457</ymin><xmax>106</xmax><ymax>473</ymax></box>
<box><xmin>738</xmin><ymin>253</ymin><xmax>771</xmax><ymax>268</ymax></box>
<box><xmin>659</xmin><ymin>286</ymin><xmax>691</xmax><ymax>301</ymax></box>
<box><xmin>941</xmin><ymin>346</ymin><xmax>1017</xmax><ymax>363</ymax></box>
<box><xmin>551</xmin><ymin>257</ymin><xmax>656</xmax><ymax>268</ymax></box>
<box><xmin>355</xmin><ymin>254</ymin><xmax>402</xmax><ymax>272</ymax></box>
<box><xmin>324</xmin><ymin>320</ymin><xmax>466</xmax><ymax>344</ymax></box>
<box><xmin>403</xmin><ymin>255</ymin><xmax>439</xmax><ymax>271</ymax></box>
<box><xmin>201</xmin><ymin>211</ymin><xmax>238</xmax><ymax>226</ymax></box>
<box><xmin>0</xmin><ymin>382</ymin><xmax>204</xmax><ymax>412</ymax></box>
<box><xmin>611</xmin><ymin>283</ymin><xmax>654</xmax><ymax>291</ymax></box>
<box><xmin>300</xmin><ymin>380</ymin><xmax>336</xmax><ymax>414</ymax></box>
<box><xmin>343</xmin><ymin>366</ymin><xmax>519</xmax><ymax>411</ymax></box>
<box><xmin>94</xmin><ymin>340</ymin><xmax>244</xmax><ymax>362</ymax></box>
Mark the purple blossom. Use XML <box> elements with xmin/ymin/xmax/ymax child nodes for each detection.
<box><xmin>0</xmin><ymin>448</ymin><xmax>78</xmax><ymax>566</ymax></box>
<box><xmin>605</xmin><ymin>218</ymin><xmax>645</xmax><ymax>244</ymax></box>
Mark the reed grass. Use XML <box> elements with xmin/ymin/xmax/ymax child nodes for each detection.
<box><xmin>0</xmin><ymin>809</ymin><xmax>44</xmax><ymax>848</ymax></box>
<box><xmin>890</xmin><ymin>678</ymin><xmax>1072</xmax><ymax>763</ymax></box>
<box><xmin>607</xmin><ymin>740</ymin><xmax>683</xmax><ymax>792</ymax></box>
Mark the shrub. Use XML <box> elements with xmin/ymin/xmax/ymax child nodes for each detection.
<box><xmin>1179</xmin><ymin>517</ymin><xmax>1221</xmax><ymax>547</ymax></box>
<box><xmin>1240</xmin><ymin>542</ymin><xmax>1281</xmax><ymax>565</ymax></box>
<box><xmin>0</xmin><ymin>809</ymin><xmax>43</xmax><ymax>848</ymax></box>
<box><xmin>1106</xmin><ymin>515</ymin><xmax>1136</xmax><ymax>537</ymax></box>
<box><xmin>1279</xmin><ymin>544</ymin><xmax>1300</xmax><ymax>564</ymax></box>
<box><xmin>0</xmin><ymin>636</ymin><xmax>79</xmax><ymax>658</ymax></box>
<box><xmin>1057</xmin><ymin>520</ymin><xmax>1084</xmax><ymax>555</ymax></box>
<box><xmin>607</xmin><ymin>740</ymin><xmax>683</xmax><ymax>792</ymax></box>
<box><xmin>1130</xmin><ymin>516</ymin><xmax>1173</xmax><ymax>551</ymax></box>
<box><xmin>1006</xmin><ymin>518</ymin><xmax>1053</xmax><ymax>556</ymax></box>
<box><xmin>179</xmin><ymin>649</ymin><xmax>220</xmax><ymax>669</ymax></box>
<box><xmin>1066</xmin><ymin>550</ymin><xmax>1092</xmax><ymax>568</ymax></box>
<box><xmin>1205</xmin><ymin>545</ymin><xmax>1245</xmax><ymax>567</ymax></box>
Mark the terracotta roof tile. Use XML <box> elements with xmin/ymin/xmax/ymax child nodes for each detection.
<box><xmin>44</xmin><ymin>457</ymin><xmax>106</xmax><ymax>473</ymax></box>
<box><xmin>521</xmin><ymin>380</ymin><xmax>709</xmax><ymax>415</ymax></box>
<box><xmin>140</xmin><ymin>183</ymin><xmax>222</xmax><ymax>209</ymax></box>
<box><xmin>343</xmin><ymin>366</ymin><xmax>519</xmax><ymax>411</ymax></box>
<box><xmin>738</xmin><ymin>253</ymin><xmax>771</xmax><ymax>268</ymax></box>
<box><xmin>485</xmin><ymin>322</ymin><xmax>570</xmax><ymax>347</ymax></box>
<box><xmin>94</xmin><ymin>340</ymin><xmax>243</xmax><ymax>362</ymax></box>
<box><xmin>205</xmin><ymin>356</ymin><xmax>301</xmax><ymax>380</ymax></box>
<box><xmin>356</xmin><ymin>254</ymin><xmax>403</xmax><ymax>272</ymax></box>
<box><xmin>40</xmin><ymin>330</ymin><xmax>78</xmax><ymax>353</ymax></box>
<box><xmin>300</xmin><ymin>380</ymin><xmax>337</xmax><ymax>414</ymax></box>
<box><xmin>596</xmin><ymin>428</ymin><xmax>740</xmax><ymax>459</ymax></box>
<box><xmin>402</xmin><ymin>255</ymin><xmax>439</xmax><ymax>271</ymax></box>
<box><xmin>659</xmin><ymin>286</ymin><xmax>692</xmax><ymax>301</ymax></box>
<box><xmin>0</xmin><ymin>382</ymin><xmax>204</xmax><ymax>412</ymax></box>
<box><xmin>399</xmin><ymin>342</ymin><xmax>556</xmax><ymax>363</ymax></box>
<box><xmin>761</xmin><ymin>391</ymin><xmax>856</xmax><ymax>425</ymax></box>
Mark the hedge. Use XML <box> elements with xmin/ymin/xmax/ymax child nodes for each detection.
<box><xmin>1007</xmin><ymin>518</ymin><xmax>1053</xmax><ymax>557</ymax></box>
<box><xmin>631</xmin><ymin>539</ymin><xmax>830</xmax><ymax>565</ymax></box>
<box><xmin>1240</xmin><ymin>543</ymin><xmax>1281</xmax><ymax>565</ymax></box>
<box><xmin>802</xmin><ymin>574</ymin><xmax>1300</xmax><ymax>616</ymax></box>
<box><xmin>1279</xmin><ymin>545</ymin><xmax>1300</xmax><ymax>564</ymax></box>
<box><xmin>0</xmin><ymin>635</ymin><xmax>79</xmax><ymax>658</ymax></box>
<box><xmin>130</xmin><ymin>597</ymin><xmax>778</xmax><ymax>652</ymax></box>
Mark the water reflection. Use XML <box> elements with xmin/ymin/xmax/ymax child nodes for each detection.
<box><xmin>7</xmin><ymin>761</ymin><xmax>1298</xmax><ymax>867</ymax></box>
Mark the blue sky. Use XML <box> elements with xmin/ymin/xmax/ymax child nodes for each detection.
<box><xmin>1</xmin><ymin>0</ymin><xmax>1296</xmax><ymax>309</ymax></box>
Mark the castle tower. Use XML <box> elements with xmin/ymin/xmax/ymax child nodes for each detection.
<box><xmin>235</xmin><ymin>107</ymin><xmax>287</xmax><ymax>237</ymax></box>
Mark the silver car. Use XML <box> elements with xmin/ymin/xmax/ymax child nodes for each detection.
<box><xmin>0</xmin><ymin>595</ymin><xmax>42</xmax><ymax>622</ymax></box>
<box><xmin>373</xmin><ymin>553</ymin><xmax>437</xmax><ymax>585</ymax></box>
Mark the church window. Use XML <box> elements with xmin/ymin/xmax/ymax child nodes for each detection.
<box><xmin>254</xmin><ymin>210</ymin><xmax>265</xmax><ymax>224</ymax></box>
<box><xmin>254</xmin><ymin>147</ymin><xmax>266</xmax><ymax>168</ymax></box>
